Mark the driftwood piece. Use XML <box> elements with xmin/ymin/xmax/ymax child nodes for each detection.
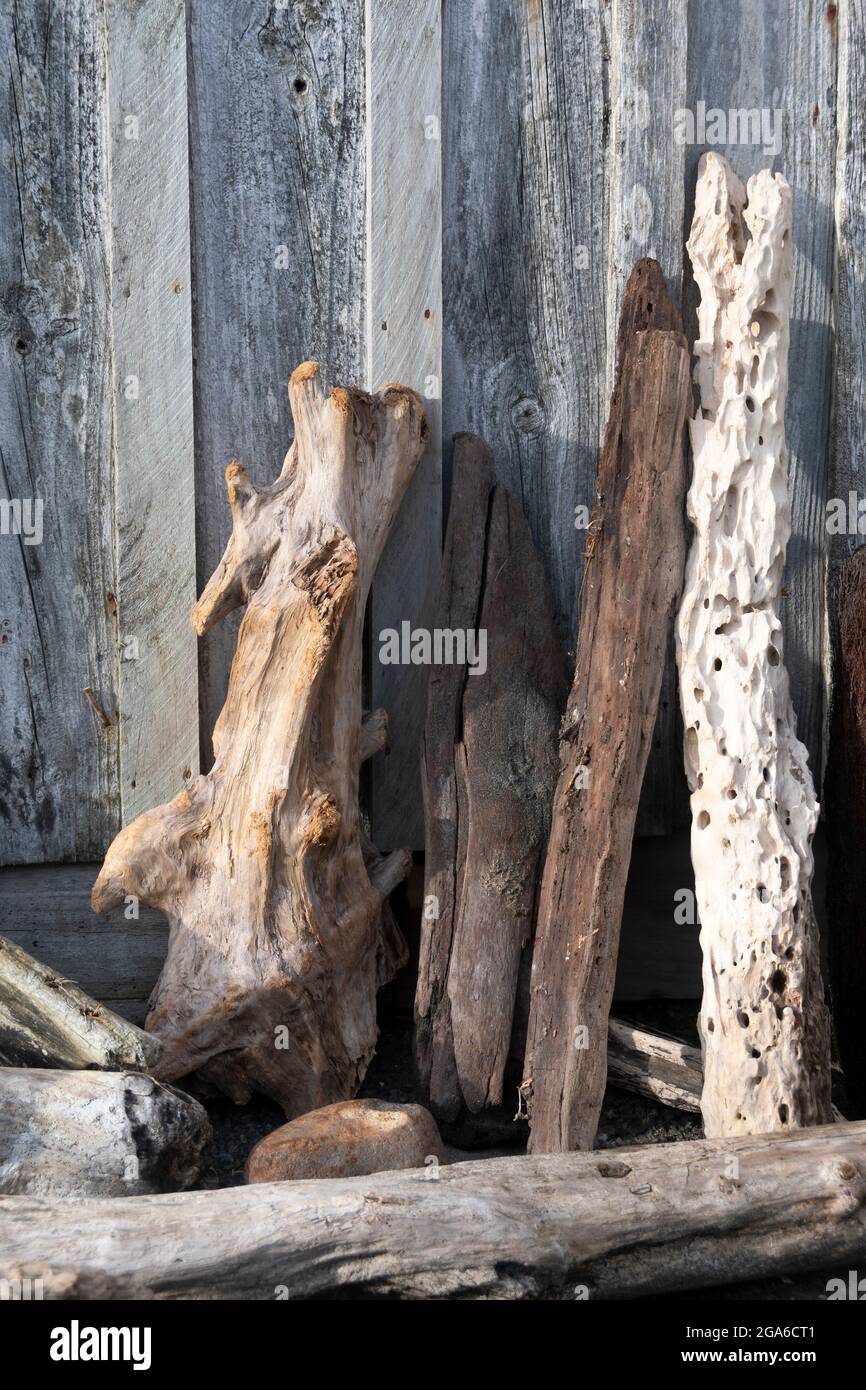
<box><xmin>415</xmin><ymin>434</ymin><xmax>567</xmax><ymax>1122</ymax></box>
<box><xmin>92</xmin><ymin>364</ymin><xmax>427</xmax><ymax>1116</ymax></box>
<box><xmin>521</xmin><ymin>260</ymin><xmax>691</xmax><ymax>1153</ymax></box>
<box><xmin>3</xmin><ymin>1121</ymin><xmax>865</xmax><ymax>1299</ymax></box>
<box><xmin>826</xmin><ymin>545</ymin><xmax>866</xmax><ymax>1116</ymax></box>
<box><xmin>606</xmin><ymin>1019</ymin><xmax>701</xmax><ymax>1113</ymax></box>
<box><xmin>0</xmin><ymin>1068</ymin><xmax>210</xmax><ymax>1198</ymax></box>
<box><xmin>0</xmin><ymin>934</ymin><xmax>161</xmax><ymax>1072</ymax></box>
<box><xmin>677</xmin><ymin>154</ymin><xmax>831</xmax><ymax>1138</ymax></box>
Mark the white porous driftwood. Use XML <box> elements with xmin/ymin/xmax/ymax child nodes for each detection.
<box><xmin>677</xmin><ymin>153</ymin><xmax>831</xmax><ymax>1137</ymax></box>
<box><xmin>92</xmin><ymin>364</ymin><xmax>427</xmax><ymax>1116</ymax></box>
<box><xmin>2</xmin><ymin>1122</ymin><xmax>865</xmax><ymax>1299</ymax></box>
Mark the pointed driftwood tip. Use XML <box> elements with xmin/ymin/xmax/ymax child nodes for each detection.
<box><xmin>291</xmin><ymin>360</ymin><xmax>320</xmax><ymax>385</ymax></box>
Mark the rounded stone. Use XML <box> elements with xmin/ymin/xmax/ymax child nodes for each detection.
<box><xmin>245</xmin><ymin>1098</ymin><xmax>446</xmax><ymax>1184</ymax></box>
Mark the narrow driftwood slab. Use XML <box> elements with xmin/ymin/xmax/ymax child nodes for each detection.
<box><xmin>2</xmin><ymin>1122</ymin><xmax>865</xmax><ymax>1299</ymax></box>
<box><xmin>416</xmin><ymin>433</ymin><xmax>566</xmax><ymax>1121</ymax></box>
<box><xmin>0</xmin><ymin>934</ymin><xmax>161</xmax><ymax>1072</ymax></box>
<box><xmin>0</xmin><ymin>1068</ymin><xmax>210</xmax><ymax>1198</ymax></box>
<box><xmin>606</xmin><ymin>1019</ymin><xmax>701</xmax><ymax>1112</ymax></box>
<box><xmin>826</xmin><ymin>545</ymin><xmax>866</xmax><ymax>1117</ymax></box>
<box><xmin>522</xmin><ymin>260</ymin><xmax>691</xmax><ymax>1153</ymax></box>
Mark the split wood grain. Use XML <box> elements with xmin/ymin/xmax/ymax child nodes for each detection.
<box><xmin>606</xmin><ymin>1017</ymin><xmax>701</xmax><ymax>1112</ymax></box>
<box><xmin>415</xmin><ymin>434</ymin><xmax>566</xmax><ymax>1122</ymax></box>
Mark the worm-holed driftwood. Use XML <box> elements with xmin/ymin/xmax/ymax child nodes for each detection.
<box><xmin>677</xmin><ymin>154</ymin><xmax>831</xmax><ymax>1138</ymax></box>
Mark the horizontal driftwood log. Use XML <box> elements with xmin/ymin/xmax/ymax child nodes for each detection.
<box><xmin>522</xmin><ymin>259</ymin><xmax>691</xmax><ymax>1153</ymax></box>
<box><xmin>606</xmin><ymin>1019</ymin><xmax>701</xmax><ymax>1112</ymax></box>
<box><xmin>415</xmin><ymin>432</ymin><xmax>566</xmax><ymax>1123</ymax></box>
<box><xmin>0</xmin><ymin>934</ymin><xmax>161</xmax><ymax>1072</ymax></box>
<box><xmin>2</xmin><ymin>1121</ymin><xmax>865</xmax><ymax>1299</ymax></box>
<box><xmin>0</xmin><ymin>1068</ymin><xmax>211</xmax><ymax>1198</ymax></box>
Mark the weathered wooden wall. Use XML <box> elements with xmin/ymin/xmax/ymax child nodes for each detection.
<box><xmin>1</xmin><ymin>0</ymin><xmax>118</xmax><ymax>863</ymax></box>
<box><xmin>186</xmin><ymin>0</ymin><xmax>367</xmax><ymax>772</ymax></box>
<box><xmin>0</xmin><ymin>0</ymin><xmax>861</xmax><ymax>870</ymax></box>
<box><xmin>0</xmin><ymin>0</ymin><xmax>197</xmax><ymax>866</ymax></box>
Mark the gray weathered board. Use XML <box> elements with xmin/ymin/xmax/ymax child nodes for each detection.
<box><xmin>368</xmin><ymin>0</ymin><xmax>443</xmax><ymax>850</ymax></box>
<box><xmin>0</xmin><ymin>0</ymin><xmax>197</xmax><ymax>865</ymax></box>
<box><xmin>107</xmin><ymin>0</ymin><xmax>199</xmax><ymax>824</ymax></box>
<box><xmin>829</xmin><ymin>0</ymin><xmax>866</xmax><ymax>669</ymax></box>
<box><xmin>186</xmin><ymin>0</ymin><xmax>367</xmax><ymax>772</ymax></box>
<box><xmin>0</xmin><ymin>0</ymin><xmax>859</xmax><ymax>873</ymax></box>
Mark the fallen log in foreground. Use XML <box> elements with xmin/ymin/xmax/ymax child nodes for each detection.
<box><xmin>2</xmin><ymin>1121</ymin><xmax>864</xmax><ymax>1299</ymax></box>
<box><xmin>0</xmin><ymin>934</ymin><xmax>161</xmax><ymax>1072</ymax></box>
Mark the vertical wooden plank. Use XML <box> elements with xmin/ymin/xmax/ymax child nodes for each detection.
<box><xmin>107</xmin><ymin>0</ymin><xmax>198</xmax><ymax>821</ymax></box>
<box><xmin>683</xmin><ymin>0</ymin><xmax>837</xmax><ymax>783</ymax></box>
<box><xmin>0</xmin><ymin>1</ymin><xmax>119</xmax><ymax>863</ymax></box>
<box><xmin>607</xmin><ymin>0</ymin><xmax>688</xmax><ymax>378</ymax></box>
<box><xmin>187</xmin><ymin>0</ymin><xmax>366</xmax><ymax>765</ymax></box>
<box><xmin>608</xmin><ymin>0</ymin><xmax>689</xmax><ymax>835</ymax></box>
<box><xmin>828</xmin><ymin>0</ymin><xmax>865</xmax><ymax>680</ymax></box>
<box><xmin>442</xmin><ymin>0</ymin><xmax>611</xmax><ymax>692</ymax></box>
<box><xmin>367</xmin><ymin>0</ymin><xmax>442</xmax><ymax>850</ymax></box>
<box><xmin>825</xmin><ymin>0</ymin><xmax>866</xmax><ymax>1091</ymax></box>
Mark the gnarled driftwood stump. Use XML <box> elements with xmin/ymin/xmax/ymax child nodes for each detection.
<box><xmin>93</xmin><ymin>364</ymin><xmax>427</xmax><ymax>1116</ymax></box>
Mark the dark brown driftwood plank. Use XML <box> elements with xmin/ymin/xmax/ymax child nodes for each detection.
<box><xmin>415</xmin><ymin>435</ymin><xmax>566</xmax><ymax>1123</ymax></box>
<box><xmin>825</xmin><ymin>546</ymin><xmax>866</xmax><ymax>1117</ymax></box>
<box><xmin>522</xmin><ymin>260</ymin><xmax>691</xmax><ymax>1154</ymax></box>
